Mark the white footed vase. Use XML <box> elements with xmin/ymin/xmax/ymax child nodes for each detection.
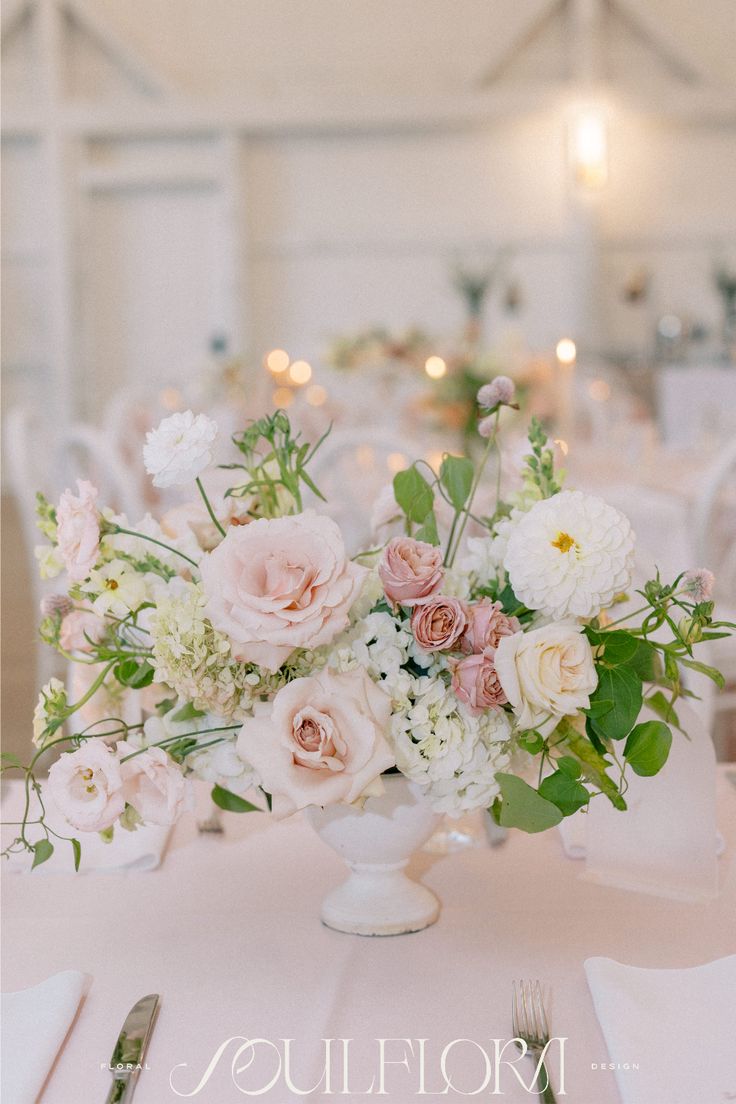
<box><xmin>306</xmin><ymin>774</ymin><xmax>442</xmax><ymax>936</ymax></box>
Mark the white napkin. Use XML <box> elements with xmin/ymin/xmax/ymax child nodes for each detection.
<box><xmin>585</xmin><ymin>956</ymin><xmax>736</xmax><ymax>1104</ymax></box>
<box><xmin>2</xmin><ymin>779</ymin><xmax>171</xmax><ymax>873</ymax></box>
<box><xmin>1</xmin><ymin>971</ymin><xmax>89</xmax><ymax>1104</ymax></box>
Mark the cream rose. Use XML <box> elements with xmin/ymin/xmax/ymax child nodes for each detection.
<box><xmin>56</xmin><ymin>480</ymin><xmax>100</xmax><ymax>582</ymax></box>
<box><xmin>494</xmin><ymin>622</ymin><xmax>597</xmax><ymax>735</ymax></box>
<box><xmin>119</xmin><ymin>742</ymin><xmax>194</xmax><ymax>826</ymax></box>
<box><xmin>237</xmin><ymin>668</ymin><xmax>395</xmax><ymax>817</ymax></box>
<box><xmin>47</xmin><ymin>741</ymin><xmax>125</xmax><ymax>832</ymax></box>
<box><xmin>200</xmin><ymin>511</ymin><xmax>366</xmax><ymax>672</ymax></box>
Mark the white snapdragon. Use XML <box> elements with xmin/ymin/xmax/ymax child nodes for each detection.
<box><xmin>82</xmin><ymin>560</ymin><xmax>148</xmax><ymax>618</ymax></box>
<box><xmin>35</xmin><ymin>545</ymin><xmax>64</xmax><ymax>580</ymax></box>
<box><xmin>143</xmin><ymin>410</ymin><xmax>218</xmax><ymax>489</ymax></box>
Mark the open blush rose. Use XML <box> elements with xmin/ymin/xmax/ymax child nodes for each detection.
<box><xmin>56</xmin><ymin>480</ymin><xmax>100</xmax><ymax>582</ymax></box>
<box><xmin>237</xmin><ymin>668</ymin><xmax>394</xmax><ymax>817</ymax></box>
<box><xmin>378</xmin><ymin>537</ymin><xmax>444</xmax><ymax>607</ymax></box>
<box><xmin>461</xmin><ymin>599</ymin><xmax>520</xmax><ymax>655</ymax></box>
<box><xmin>451</xmin><ymin>649</ymin><xmax>508</xmax><ymax>714</ymax></box>
<box><xmin>119</xmin><ymin>743</ymin><xmax>194</xmax><ymax>826</ymax></box>
<box><xmin>494</xmin><ymin>621</ymin><xmax>597</xmax><ymax>735</ymax></box>
<box><xmin>411</xmin><ymin>596</ymin><xmax>467</xmax><ymax>652</ymax></box>
<box><xmin>200</xmin><ymin>510</ymin><xmax>366</xmax><ymax>672</ymax></box>
<box><xmin>47</xmin><ymin>741</ymin><xmax>125</xmax><ymax>832</ymax></box>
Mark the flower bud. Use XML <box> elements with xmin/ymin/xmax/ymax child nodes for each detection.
<box><xmin>40</xmin><ymin>594</ymin><xmax>74</xmax><ymax>619</ymax></box>
<box><xmin>678</xmin><ymin>616</ymin><xmax>703</xmax><ymax>645</ymax></box>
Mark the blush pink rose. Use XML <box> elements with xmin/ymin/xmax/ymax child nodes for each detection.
<box><xmin>47</xmin><ymin>741</ymin><xmax>126</xmax><ymax>832</ymax></box>
<box><xmin>56</xmin><ymin>480</ymin><xmax>100</xmax><ymax>582</ymax></box>
<box><xmin>237</xmin><ymin>668</ymin><xmax>395</xmax><ymax>817</ymax></box>
<box><xmin>200</xmin><ymin>510</ymin><xmax>366</xmax><ymax>672</ymax></box>
<box><xmin>451</xmin><ymin>650</ymin><xmax>508</xmax><ymax>715</ymax></box>
<box><xmin>378</xmin><ymin>537</ymin><xmax>444</xmax><ymax>607</ymax></box>
<box><xmin>461</xmin><ymin>599</ymin><xmax>520</xmax><ymax>655</ymax></box>
<box><xmin>119</xmin><ymin>742</ymin><xmax>194</xmax><ymax>826</ymax></box>
<box><xmin>59</xmin><ymin>606</ymin><xmax>105</xmax><ymax>653</ymax></box>
<box><xmin>411</xmin><ymin>596</ymin><xmax>467</xmax><ymax>651</ymax></box>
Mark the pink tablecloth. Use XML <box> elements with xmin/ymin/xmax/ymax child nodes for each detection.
<box><xmin>3</xmin><ymin>771</ymin><xmax>735</xmax><ymax>1103</ymax></box>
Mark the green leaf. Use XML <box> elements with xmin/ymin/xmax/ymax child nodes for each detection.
<box><xmin>71</xmin><ymin>838</ymin><xmax>81</xmax><ymax>872</ymax></box>
<box><xmin>414</xmin><ymin>510</ymin><xmax>440</xmax><ymax>546</ymax></box>
<box><xmin>556</xmin><ymin>755</ymin><xmax>582</xmax><ymax>779</ymax></box>
<box><xmin>0</xmin><ymin>752</ymin><xmax>22</xmax><ymax>771</ymax></box>
<box><xmin>624</xmin><ymin>721</ymin><xmax>672</xmax><ymax>777</ymax></box>
<box><xmin>558</xmin><ymin>720</ymin><xmax>627</xmax><ymax>811</ymax></box>
<box><xmin>626</xmin><ymin>640</ymin><xmax>658</xmax><ymax>682</ymax></box>
<box><xmin>439</xmin><ymin>455</ymin><xmax>474</xmax><ymax>511</ymax></box>
<box><xmin>594</xmin><ymin>631</ymin><xmax>639</xmax><ymax>667</ymax></box>
<box><xmin>518</xmin><ymin>732</ymin><xmax>544</xmax><ymax>755</ymax></box>
<box><xmin>539</xmin><ymin>770</ymin><xmax>590</xmax><ymax>816</ymax></box>
<box><xmin>590</xmin><ymin>666</ymin><xmax>643</xmax><ymax>741</ymax></box>
<box><xmin>170</xmin><ymin>702</ymin><xmax>207</xmax><ymax>723</ymax></box>
<box><xmin>114</xmin><ymin>659</ymin><xmax>155</xmax><ymax>689</ymax></box>
<box><xmin>393</xmin><ymin>466</ymin><xmax>434</xmax><ymax>525</ymax></box>
<box><xmin>31</xmin><ymin>838</ymin><xmax>54</xmax><ymax>869</ymax></box>
<box><xmin>493</xmin><ymin>774</ymin><xmax>563</xmax><ymax>833</ymax></box>
<box><xmin>645</xmin><ymin>690</ymin><xmax>680</xmax><ymax>729</ymax></box>
<box><xmin>679</xmin><ymin>658</ymin><xmax>725</xmax><ymax>690</ymax></box>
<box><xmin>585</xmin><ymin>698</ymin><xmax>614</xmax><ymax>719</ymax></box>
<box><xmin>211</xmin><ymin>784</ymin><xmax>261</xmax><ymax>813</ymax></box>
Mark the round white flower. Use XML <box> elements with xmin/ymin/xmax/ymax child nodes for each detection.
<box><xmin>503</xmin><ymin>490</ymin><xmax>635</xmax><ymax>620</ymax></box>
<box><xmin>143</xmin><ymin>410</ymin><xmax>218</xmax><ymax>489</ymax></box>
<box><xmin>186</xmin><ymin>737</ymin><xmax>260</xmax><ymax>797</ymax></box>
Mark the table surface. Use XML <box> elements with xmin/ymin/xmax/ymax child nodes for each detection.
<box><xmin>3</xmin><ymin>771</ymin><xmax>735</xmax><ymax>1104</ymax></box>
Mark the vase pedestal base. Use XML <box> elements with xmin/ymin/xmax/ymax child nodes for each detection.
<box><xmin>320</xmin><ymin>861</ymin><xmax>439</xmax><ymax>936</ymax></box>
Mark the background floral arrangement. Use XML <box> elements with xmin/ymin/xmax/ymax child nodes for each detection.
<box><xmin>3</xmin><ymin>380</ymin><xmax>732</xmax><ymax>868</ymax></box>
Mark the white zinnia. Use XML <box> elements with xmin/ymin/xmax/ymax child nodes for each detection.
<box><xmin>143</xmin><ymin>410</ymin><xmax>218</xmax><ymax>489</ymax></box>
<box><xmin>503</xmin><ymin>490</ymin><xmax>635</xmax><ymax>620</ymax></box>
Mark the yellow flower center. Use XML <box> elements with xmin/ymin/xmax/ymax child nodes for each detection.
<box><xmin>81</xmin><ymin>767</ymin><xmax>96</xmax><ymax>795</ymax></box>
<box><xmin>105</xmin><ymin>578</ymin><xmax>119</xmax><ymax>590</ymax></box>
<box><xmin>551</xmin><ymin>531</ymin><xmax>577</xmax><ymax>554</ymax></box>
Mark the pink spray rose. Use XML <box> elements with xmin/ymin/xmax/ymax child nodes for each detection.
<box><xmin>461</xmin><ymin>599</ymin><xmax>520</xmax><ymax>655</ymax></box>
<box><xmin>200</xmin><ymin>510</ymin><xmax>366</xmax><ymax>672</ymax></box>
<box><xmin>118</xmin><ymin>742</ymin><xmax>194</xmax><ymax>826</ymax></box>
<box><xmin>452</xmin><ymin>650</ymin><xmax>508</xmax><ymax>714</ymax></box>
<box><xmin>56</xmin><ymin>480</ymin><xmax>100</xmax><ymax>582</ymax></box>
<box><xmin>411</xmin><ymin>596</ymin><xmax>467</xmax><ymax>651</ymax></box>
<box><xmin>237</xmin><ymin>668</ymin><xmax>395</xmax><ymax>817</ymax></box>
<box><xmin>378</xmin><ymin>537</ymin><xmax>444</xmax><ymax>607</ymax></box>
<box><xmin>47</xmin><ymin>741</ymin><xmax>126</xmax><ymax>832</ymax></box>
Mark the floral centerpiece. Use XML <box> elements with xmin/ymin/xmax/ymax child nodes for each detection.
<box><xmin>3</xmin><ymin>381</ymin><xmax>731</xmax><ymax>933</ymax></box>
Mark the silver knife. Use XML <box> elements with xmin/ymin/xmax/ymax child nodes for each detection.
<box><xmin>105</xmin><ymin>993</ymin><xmax>160</xmax><ymax>1104</ymax></box>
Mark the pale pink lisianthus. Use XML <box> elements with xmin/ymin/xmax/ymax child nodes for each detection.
<box><xmin>378</xmin><ymin>537</ymin><xmax>444</xmax><ymax>607</ymax></box>
<box><xmin>118</xmin><ymin>742</ymin><xmax>194</xmax><ymax>826</ymax></box>
<box><xmin>56</xmin><ymin>480</ymin><xmax>100</xmax><ymax>582</ymax></box>
<box><xmin>461</xmin><ymin>599</ymin><xmax>520</xmax><ymax>655</ymax></box>
<box><xmin>60</xmin><ymin>607</ymin><xmax>105</xmax><ymax>653</ymax></box>
<box><xmin>411</xmin><ymin>596</ymin><xmax>467</xmax><ymax>651</ymax></box>
<box><xmin>237</xmin><ymin>668</ymin><xmax>394</xmax><ymax>817</ymax></box>
<box><xmin>451</xmin><ymin>650</ymin><xmax>508</xmax><ymax>715</ymax></box>
<box><xmin>200</xmin><ymin>510</ymin><xmax>366</xmax><ymax>672</ymax></box>
<box><xmin>47</xmin><ymin>741</ymin><xmax>126</xmax><ymax>832</ymax></box>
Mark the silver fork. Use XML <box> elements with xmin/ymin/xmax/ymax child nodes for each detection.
<box><xmin>512</xmin><ymin>980</ymin><xmax>557</xmax><ymax>1104</ymax></box>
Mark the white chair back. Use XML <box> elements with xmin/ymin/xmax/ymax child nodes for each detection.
<box><xmin>54</xmin><ymin>422</ymin><xmax>145</xmax><ymax>523</ymax></box>
<box><xmin>657</xmin><ymin>365</ymin><xmax>736</xmax><ymax>449</ymax></box>
<box><xmin>692</xmin><ymin>435</ymin><xmax>736</xmax><ymax>601</ymax></box>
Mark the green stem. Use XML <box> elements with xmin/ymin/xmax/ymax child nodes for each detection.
<box><xmin>118</xmin><ymin>725</ymin><xmax>240</xmax><ymax>764</ymax></box>
<box><xmin>113</xmin><ymin>526</ymin><xmax>199</xmax><ymax>569</ymax></box>
<box><xmin>196</xmin><ymin>477</ymin><xmax>227</xmax><ymax>538</ymax></box>
<box><xmin>446</xmin><ymin>427</ymin><xmax>497</xmax><ymax>568</ymax></box>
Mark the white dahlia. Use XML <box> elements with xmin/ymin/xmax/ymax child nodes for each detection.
<box><xmin>503</xmin><ymin>490</ymin><xmax>635</xmax><ymax>620</ymax></box>
<box><xmin>143</xmin><ymin>410</ymin><xmax>218</xmax><ymax>489</ymax></box>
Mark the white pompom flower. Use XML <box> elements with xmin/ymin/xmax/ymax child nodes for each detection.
<box><xmin>143</xmin><ymin>410</ymin><xmax>218</xmax><ymax>489</ymax></box>
<box><xmin>503</xmin><ymin>490</ymin><xmax>635</xmax><ymax>620</ymax></box>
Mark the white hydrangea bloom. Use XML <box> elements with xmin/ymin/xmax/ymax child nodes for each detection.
<box><xmin>389</xmin><ymin>675</ymin><xmax>511</xmax><ymax>815</ymax></box>
<box><xmin>143</xmin><ymin>410</ymin><xmax>218</xmax><ymax>489</ymax></box>
<box><xmin>186</xmin><ymin>738</ymin><xmax>260</xmax><ymax>797</ymax></box>
<box><xmin>504</xmin><ymin>490</ymin><xmax>635</xmax><ymax>620</ymax></box>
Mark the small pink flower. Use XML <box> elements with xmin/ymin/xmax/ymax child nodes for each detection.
<box><xmin>40</xmin><ymin>594</ymin><xmax>74</xmax><ymax>619</ymax></box>
<box><xmin>478</xmin><ymin>415</ymin><xmax>497</xmax><ymax>439</ymax></box>
<box><xmin>477</xmin><ymin>376</ymin><xmax>516</xmax><ymax>410</ymax></box>
<box><xmin>462</xmin><ymin>599</ymin><xmax>520</xmax><ymax>655</ymax></box>
<box><xmin>451</xmin><ymin>650</ymin><xmax>508</xmax><ymax>714</ymax></box>
<box><xmin>411</xmin><ymin>596</ymin><xmax>467</xmax><ymax>651</ymax></box>
<box><xmin>378</xmin><ymin>537</ymin><xmax>444</xmax><ymax>607</ymax></box>
<box><xmin>119</xmin><ymin>742</ymin><xmax>194</xmax><ymax>826</ymax></box>
<box><xmin>47</xmin><ymin>741</ymin><xmax>126</xmax><ymax>832</ymax></box>
<box><xmin>682</xmin><ymin>568</ymin><xmax>715</xmax><ymax>603</ymax></box>
<box><xmin>56</xmin><ymin>480</ymin><xmax>100</xmax><ymax>582</ymax></box>
<box><xmin>60</xmin><ymin>607</ymin><xmax>105</xmax><ymax>653</ymax></box>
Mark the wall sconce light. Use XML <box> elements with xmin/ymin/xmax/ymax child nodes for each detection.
<box><xmin>568</xmin><ymin>108</ymin><xmax>608</xmax><ymax>189</ymax></box>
